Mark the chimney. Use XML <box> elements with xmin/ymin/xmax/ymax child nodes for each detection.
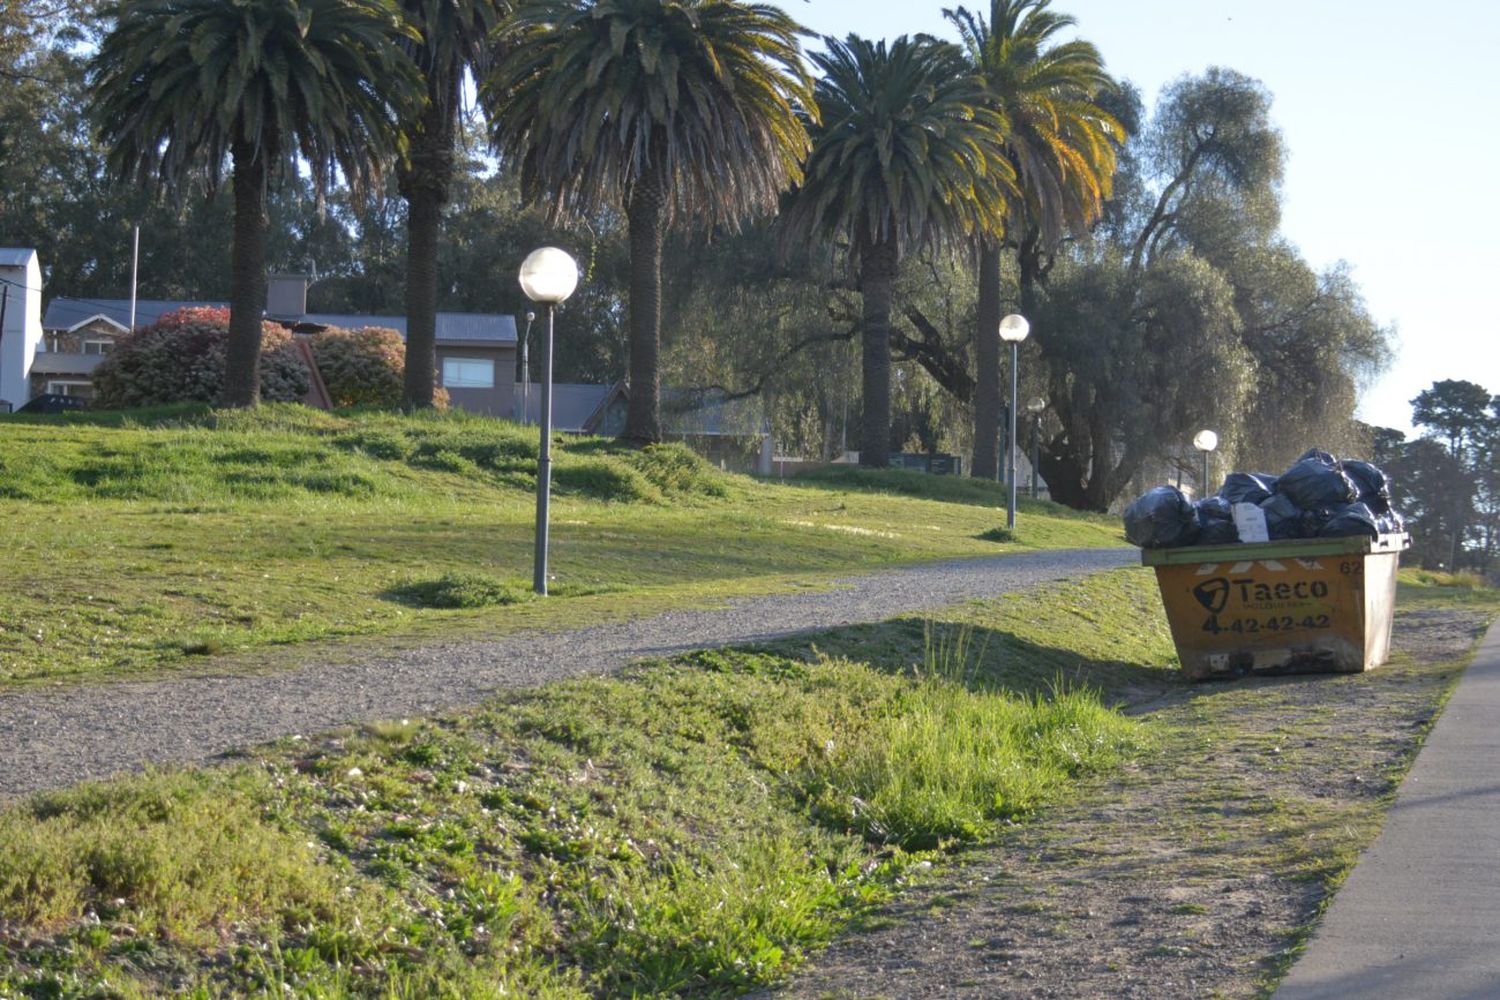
<box><xmin>266</xmin><ymin>273</ymin><xmax>309</xmax><ymax>317</ymax></box>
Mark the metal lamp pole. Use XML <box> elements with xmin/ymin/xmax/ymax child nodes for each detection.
<box><xmin>1027</xmin><ymin>397</ymin><xmax>1046</xmax><ymax>499</ymax></box>
<box><xmin>999</xmin><ymin>314</ymin><xmax>1030</xmax><ymax>530</ymax></box>
<box><xmin>1193</xmin><ymin>428</ymin><xmax>1218</xmax><ymax>498</ymax></box>
<box><xmin>519</xmin><ymin>248</ymin><xmax>580</xmax><ymax>596</ymax></box>
<box><xmin>520</xmin><ymin>310</ymin><xmax>535</xmax><ymax>425</ymax></box>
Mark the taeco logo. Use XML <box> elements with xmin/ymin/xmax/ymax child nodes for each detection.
<box><xmin>1193</xmin><ymin>578</ymin><xmax>1230</xmax><ymax>614</ymax></box>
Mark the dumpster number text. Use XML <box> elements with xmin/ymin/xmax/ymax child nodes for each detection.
<box><xmin>1202</xmin><ymin>613</ymin><xmax>1331</xmax><ymax>635</ymax></box>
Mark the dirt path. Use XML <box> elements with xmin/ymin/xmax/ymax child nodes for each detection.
<box><xmin>760</xmin><ymin>608</ymin><xmax>1491</xmax><ymax>1000</ymax></box>
<box><xmin>0</xmin><ymin>548</ymin><xmax>1132</xmax><ymax>799</ymax></box>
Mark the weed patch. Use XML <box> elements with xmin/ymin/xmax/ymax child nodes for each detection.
<box><xmin>389</xmin><ymin>573</ymin><xmax>531</xmax><ymax>609</ymax></box>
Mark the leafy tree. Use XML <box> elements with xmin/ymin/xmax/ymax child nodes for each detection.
<box><xmin>780</xmin><ymin>34</ymin><xmax>1014</xmax><ymax>467</ymax></box>
<box><xmin>1386</xmin><ymin>437</ymin><xmax>1474</xmax><ymax>571</ymax></box>
<box><xmin>1032</xmin><ymin>246</ymin><xmax>1251</xmax><ymax>508</ymax></box>
<box><xmin>1411</xmin><ymin>379</ymin><xmax>1494</xmax><ymax>459</ymax></box>
<box><xmin>1472</xmin><ymin>396</ymin><xmax>1500</xmax><ymax>575</ymax></box>
<box><xmin>1010</xmin><ymin>67</ymin><xmax>1389</xmax><ymax>510</ymax></box>
<box><xmin>88</xmin><ymin>0</ymin><xmax>420</xmax><ymax>406</ymax></box>
<box><xmin>396</xmin><ymin>0</ymin><xmax>503</xmax><ymax>411</ymax></box>
<box><xmin>1403</xmin><ymin>380</ymin><xmax>1498</xmax><ymax>573</ymax></box>
<box><xmin>945</xmin><ymin>0</ymin><xmax>1121</xmax><ymax>479</ymax></box>
<box><xmin>485</xmin><ymin>0</ymin><xmax>815</xmax><ymax>444</ymax></box>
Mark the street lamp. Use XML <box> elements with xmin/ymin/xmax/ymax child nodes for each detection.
<box><xmin>1193</xmin><ymin>428</ymin><xmax>1218</xmax><ymax>497</ymax></box>
<box><xmin>519</xmin><ymin>247</ymin><xmax>579</xmax><ymax>595</ymax></box>
<box><xmin>1027</xmin><ymin>396</ymin><xmax>1046</xmax><ymax>499</ymax></box>
<box><xmin>999</xmin><ymin>313</ymin><xmax>1030</xmax><ymax>530</ymax></box>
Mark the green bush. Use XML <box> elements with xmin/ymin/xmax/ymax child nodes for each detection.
<box><xmin>391</xmin><ymin>573</ymin><xmax>530</xmax><ymax>609</ymax></box>
<box><xmin>92</xmin><ymin>307</ymin><xmax>310</xmax><ymax>408</ymax></box>
<box><xmin>307</xmin><ymin>325</ymin><xmax>447</xmax><ymax>409</ymax></box>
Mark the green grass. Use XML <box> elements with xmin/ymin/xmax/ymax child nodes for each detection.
<box><xmin>0</xmin><ymin>404</ymin><xmax>1122</xmax><ymax>686</ymax></box>
<box><xmin>0</xmin><ymin>577</ymin><xmax>1148</xmax><ymax>999</ymax></box>
<box><xmin>1397</xmin><ymin>567</ymin><xmax>1500</xmax><ymax>611</ymax></box>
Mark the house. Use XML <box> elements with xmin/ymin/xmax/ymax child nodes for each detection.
<box><xmin>513</xmin><ymin>379</ymin><xmax>773</xmax><ymax>474</ymax></box>
<box><xmin>36</xmin><ymin>275</ymin><xmax>518</xmax><ymax>415</ymax></box>
<box><xmin>0</xmin><ymin>248</ymin><xmax>44</xmax><ymax>411</ymax></box>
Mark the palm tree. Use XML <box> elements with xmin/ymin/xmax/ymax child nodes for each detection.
<box><xmin>946</xmin><ymin>0</ymin><xmax>1121</xmax><ymax>479</ymax></box>
<box><xmin>779</xmin><ymin>34</ymin><xmax>1014</xmax><ymax>468</ymax></box>
<box><xmin>484</xmin><ymin>0</ymin><xmax>814</xmax><ymax>443</ymax></box>
<box><xmin>398</xmin><ymin>0</ymin><xmax>504</xmax><ymax>411</ymax></box>
<box><xmin>88</xmin><ymin>0</ymin><xmax>420</xmax><ymax>407</ymax></box>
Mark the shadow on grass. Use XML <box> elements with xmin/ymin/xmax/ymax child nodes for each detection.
<box><xmin>732</xmin><ymin>615</ymin><xmax>1183</xmax><ymax>708</ymax></box>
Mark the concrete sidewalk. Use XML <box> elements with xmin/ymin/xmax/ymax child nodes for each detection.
<box><xmin>1276</xmin><ymin>619</ymin><xmax>1500</xmax><ymax>1000</ymax></box>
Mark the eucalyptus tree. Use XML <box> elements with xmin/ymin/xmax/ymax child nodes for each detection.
<box><xmin>1029</xmin><ymin>68</ymin><xmax>1298</xmax><ymax>509</ymax></box>
<box><xmin>88</xmin><ymin>0</ymin><xmax>420</xmax><ymax>406</ymax></box>
<box><xmin>779</xmin><ymin>34</ymin><xmax>1014</xmax><ymax>467</ymax></box>
<box><xmin>397</xmin><ymin>0</ymin><xmax>504</xmax><ymax>410</ymax></box>
<box><xmin>945</xmin><ymin>0</ymin><xmax>1121</xmax><ymax>479</ymax></box>
<box><xmin>485</xmin><ymin>0</ymin><xmax>815</xmax><ymax>444</ymax></box>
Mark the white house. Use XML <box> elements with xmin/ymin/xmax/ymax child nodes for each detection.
<box><xmin>0</xmin><ymin>248</ymin><xmax>43</xmax><ymax>412</ymax></box>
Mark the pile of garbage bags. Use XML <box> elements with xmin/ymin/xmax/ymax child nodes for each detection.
<box><xmin>1124</xmin><ymin>448</ymin><xmax>1405</xmax><ymax>549</ymax></box>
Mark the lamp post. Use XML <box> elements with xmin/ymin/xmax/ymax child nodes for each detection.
<box><xmin>520</xmin><ymin>310</ymin><xmax>535</xmax><ymax>425</ymax></box>
<box><xmin>1027</xmin><ymin>397</ymin><xmax>1046</xmax><ymax>499</ymax></box>
<box><xmin>1193</xmin><ymin>428</ymin><xmax>1218</xmax><ymax>498</ymax></box>
<box><xmin>999</xmin><ymin>314</ymin><xmax>1030</xmax><ymax>530</ymax></box>
<box><xmin>519</xmin><ymin>247</ymin><xmax>579</xmax><ymax>595</ymax></box>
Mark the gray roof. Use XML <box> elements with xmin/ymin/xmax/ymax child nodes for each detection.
<box><xmin>41</xmin><ymin>298</ymin><xmax>516</xmax><ymax>343</ymax></box>
<box><xmin>30</xmin><ymin>352</ymin><xmax>106</xmax><ymax>375</ymax></box>
<box><xmin>297</xmin><ymin>312</ymin><xmax>516</xmax><ymax>344</ymax></box>
<box><xmin>42</xmin><ymin>299</ymin><xmax>216</xmax><ymax>332</ymax></box>
<box><xmin>0</xmin><ymin>248</ymin><xmax>37</xmax><ymax>267</ymax></box>
<box><xmin>514</xmin><ymin>382</ymin><xmax>612</xmax><ymax>431</ymax></box>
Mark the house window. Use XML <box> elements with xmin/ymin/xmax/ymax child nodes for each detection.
<box><xmin>442</xmin><ymin>357</ymin><xmax>494</xmax><ymax>389</ymax></box>
<box><xmin>45</xmin><ymin>380</ymin><xmax>93</xmax><ymax>398</ymax></box>
<box><xmin>83</xmin><ymin>338</ymin><xmax>113</xmax><ymax>355</ymax></box>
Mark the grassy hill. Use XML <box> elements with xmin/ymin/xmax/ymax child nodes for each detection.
<box><xmin>0</xmin><ymin>405</ymin><xmax>1122</xmax><ymax>684</ymax></box>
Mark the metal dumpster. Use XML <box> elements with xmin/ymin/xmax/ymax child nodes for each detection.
<box><xmin>1142</xmin><ymin>533</ymin><xmax>1409</xmax><ymax>680</ymax></box>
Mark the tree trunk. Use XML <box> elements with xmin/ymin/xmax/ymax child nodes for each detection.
<box><xmin>222</xmin><ymin>143</ymin><xmax>268</xmax><ymax>408</ymax></box>
<box><xmin>971</xmin><ymin>238</ymin><xmax>1002</xmax><ymax>480</ymax></box>
<box><xmin>858</xmin><ymin>240</ymin><xmax>897</xmax><ymax>468</ymax></box>
<box><xmin>624</xmin><ymin>162</ymin><xmax>667</xmax><ymax>445</ymax></box>
<box><xmin>399</xmin><ymin>91</ymin><xmax>457</xmax><ymax>412</ymax></box>
<box><xmin>402</xmin><ymin>184</ymin><xmax>442</xmax><ymax>410</ymax></box>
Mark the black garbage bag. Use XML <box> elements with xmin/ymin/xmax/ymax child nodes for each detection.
<box><xmin>1376</xmin><ymin>510</ymin><xmax>1406</xmax><ymax>534</ymax></box>
<box><xmin>1218</xmin><ymin>472</ymin><xmax>1278</xmax><ymax>506</ymax></box>
<box><xmin>1296</xmin><ymin>447</ymin><xmax>1338</xmax><ymax>466</ymax></box>
<box><xmin>1260</xmin><ymin>493</ymin><xmax>1307</xmax><ymax>540</ymax></box>
<box><xmin>1124</xmin><ymin>486</ymin><xmax>1200</xmax><ymax>548</ymax></box>
<box><xmin>1343</xmin><ymin>460</ymin><xmax>1392</xmax><ymax>512</ymax></box>
<box><xmin>1194</xmin><ymin>495</ymin><xmax>1239</xmax><ymax>545</ymax></box>
<box><xmin>1276</xmin><ymin>457</ymin><xmax>1357</xmax><ymax>509</ymax></box>
<box><xmin>1318</xmin><ymin>502</ymin><xmax>1379</xmax><ymax>539</ymax></box>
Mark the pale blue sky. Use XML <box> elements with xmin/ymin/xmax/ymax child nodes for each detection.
<box><xmin>793</xmin><ymin>0</ymin><xmax>1500</xmax><ymax>436</ymax></box>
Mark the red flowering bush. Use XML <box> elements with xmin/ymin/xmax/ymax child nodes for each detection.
<box><xmin>93</xmin><ymin>307</ymin><xmax>310</xmax><ymax>408</ymax></box>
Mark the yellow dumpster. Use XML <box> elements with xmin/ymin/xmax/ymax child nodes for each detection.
<box><xmin>1142</xmin><ymin>533</ymin><xmax>1409</xmax><ymax>680</ymax></box>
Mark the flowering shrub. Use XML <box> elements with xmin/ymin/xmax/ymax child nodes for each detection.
<box><xmin>304</xmin><ymin>326</ymin><xmax>411</xmax><ymax>409</ymax></box>
<box><xmin>305</xmin><ymin>325</ymin><xmax>448</xmax><ymax>410</ymax></box>
<box><xmin>93</xmin><ymin>307</ymin><xmax>310</xmax><ymax>408</ymax></box>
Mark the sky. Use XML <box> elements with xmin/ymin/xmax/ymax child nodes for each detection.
<box><xmin>793</xmin><ymin>0</ymin><xmax>1500</xmax><ymax>435</ymax></box>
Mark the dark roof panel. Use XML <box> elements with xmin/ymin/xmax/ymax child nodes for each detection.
<box><xmin>41</xmin><ymin>298</ymin><xmax>515</xmax><ymax>343</ymax></box>
<box><xmin>29</xmin><ymin>353</ymin><xmax>107</xmax><ymax>375</ymax></box>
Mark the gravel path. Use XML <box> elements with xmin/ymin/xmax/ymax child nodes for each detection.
<box><xmin>0</xmin><ymin>547</ymin><xmax>1133</xmax><ymax>799</ymax></box>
